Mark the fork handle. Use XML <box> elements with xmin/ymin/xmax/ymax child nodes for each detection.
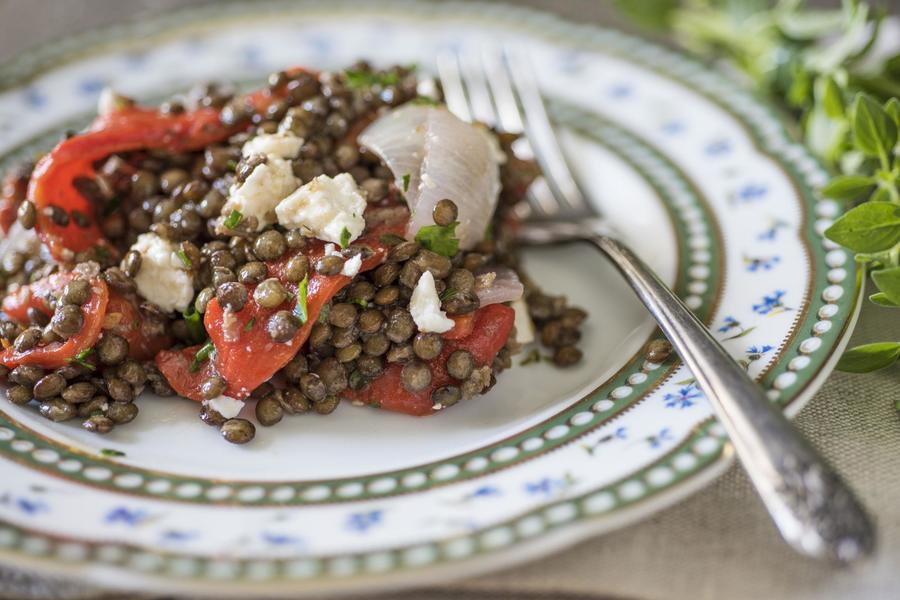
<box><xmin>591</xmin><ymin>234</ymin><xmax>874</xmax><ymax>562</ymax></box>
<box><xmin>518</xmin><ymin>218</ymin><xmax>874</xmax><ymax>561</ymax></box>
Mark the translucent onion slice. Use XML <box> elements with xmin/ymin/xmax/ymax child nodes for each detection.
<box><xmin>474</xmin><ymin>266</ymin><xmax>524</xmax><ymax>306</ymax></box>
<box><xmin>359</xmin><ymin>105</ymin><xmax>501</xmax><ymax>250</ymax></box>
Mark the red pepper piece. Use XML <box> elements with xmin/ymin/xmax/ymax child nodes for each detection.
<box><xmin>0</xmin><ymin>277</ymin><xmax>109</xmax><ymax>369</ymax></box>
<box><xmin>205</xmin><ymin>225</ymin><xmax>403</xmax><ymax>399</ymax></box>
<box><xmin>103</xmin><ymin>292</ymin><xmax>173</xmax><ymax>361</ymax></box>
<box><xmin>155</xmin><ymin>345</ymin><xmax>216</xmax><ymax>402</ymax></box>
<box><xmin>343</xmin><ymin>303</ymin><xmax>515</xmax><ymax>416</ymax></box>
<box><xmin>443</xmin><ymin>313</ymin><xmax>477</xmax><ymax>340</ymax></box>
<box><xmin>28</xmin><ymin>68</ymin><xmax>314</xmax><ymax>261</ymax></box>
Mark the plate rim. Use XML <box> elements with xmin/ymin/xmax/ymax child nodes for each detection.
<box><xmin>0</xmin><ymin>0</ymin><xmax>862</xmax><ymax>595</ymax></box>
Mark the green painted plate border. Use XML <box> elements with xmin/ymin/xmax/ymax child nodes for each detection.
<box><xmin>0</xmin><ymin>0</ymin><xmax>860</xmax><ymax>594</ymax></box>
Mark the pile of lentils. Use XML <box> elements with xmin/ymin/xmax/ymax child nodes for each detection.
<box><xmin>0</xmin><ymin>62</ymin><xmax>587</xmax><ymax>444</ymax></box>
<box><xmin>0</xmin><ymin>263</ymin><xmax>175</xmax><ymax>434</ymax></box>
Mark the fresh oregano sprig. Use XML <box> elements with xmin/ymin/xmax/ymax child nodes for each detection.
<box><xmin>615</xmin><ymin>0</ymin><xmax>900</xmax><ymax>373</ymax></box>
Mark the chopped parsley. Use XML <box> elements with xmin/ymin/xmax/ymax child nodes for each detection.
<box><xmin>401</xmin><ymin>173</ymin><xmax>411</xmax><ymax>193</ymax></box>
<box><xmin>190</xmin><ymin>341</ymin><xmax>215</xmax><ymax>373</ymax></box>
<box><xmin>225</xmin><ymin>159</ymin><xmax>239</xmax><ymax>171</ymax></box>
<box><xmin>176</xmin><ymin>248</ymin><xmax>193</xmax><ymax>268</ymax></box>
<box><xmin>243</xmin><ymin>316</ymin><xmax>256</xmax><ymax>332</ymax></box>
<box><xmin>182</xmin><ymin>306</ymin><xmax>207</xmax><ymax>345</ymax></box>
<box><xmin>339</xmin><ymin>226</ymin><xmax>352</xmax><ymax>249</ymax></box>
<box><xmin>344</xmin><ymin>69</ymin><xmax>400</xmax><ymax>89</ymax></box>
<box><xmin>439</xmin><ymin>287</ymin><xmax>456</xmax><ymax>301</ymax></box>
<box><xmin>224</xmin><ymin>209</ymin><xmax>243</xmax><ymax>229</ymax></box>
<box><xmin>292</xmin><ymin>275</ymin><xmax>309</xmax><ymax>325</ymax></box>
<box><xmin>99</xmin><ymin>448</ymin><xmax>125</xmax><ymax>458</ymax></box>
<box><xmin>71</xmin><ymin>347</ymin><xmax>96</xmax><ymax>371</ymax></box>
<box><xmin>349</xmin><ymin>297</ymin><xmax>369</xmax><ymax>309</ymax></box>
<box><xmin>415</xmin><ymin>222</ymin><xmax>460</xmax><ymax>257</ymax></box>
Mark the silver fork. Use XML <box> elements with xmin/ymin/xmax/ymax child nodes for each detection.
<box><xmin>437</xmin><ymin>47</ymin><xmax>875</xmax><ymax>563</ymax></box>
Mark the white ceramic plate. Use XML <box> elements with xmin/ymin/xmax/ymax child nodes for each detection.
<box><xmin>0</xmin><ymin>1</ymin><xmax>860</xmax><ymax>596</ymax></box>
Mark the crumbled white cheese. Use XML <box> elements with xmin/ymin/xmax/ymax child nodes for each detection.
<box><xmin>241</xmin><ymin>132</ymin><xmax>304</xmax><ymax>160</ymax></box>
<box><xmin>222</xmin><ymin>156</ymin><xmax>299</xmax><ymax>231</ymax></box>
<box><xmin>341</xmin><ymin>253</ymin><xmax>362</xmax><ymax>277</ymax></box>
<box><xmin>125</xmin><ymin>233</ymin><xmax>194</xmax><ymax>313</ymax></box>
<box><xmin>410</xmin><ymin>271</ymin><xmax>455</xmax><ymax>333</ymax></box>
<box><xmin>96</xmin><ymin>87</ymin><xmax>132</xmax><ymax>116</ymax></box>
<box><xmin>323</xmin><ymin>243</ymin><xmax>339</xmax><ymax>257</ymax></box>
<box><xmin>512</xmin><ymin>298</ymin><xmax>535</xmax><ymax>345</ymax></box>
<box><xmin>204</xmin><ymin>395</ymin><xmax>244</xmax><ymax>419</ymax></box>
<box><xmin>275</xmin><ymin>173</ymin><xmax>366</xmax><ymax>246</ymax></box>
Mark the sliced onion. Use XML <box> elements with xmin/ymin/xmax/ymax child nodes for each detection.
<box><xmin>359</xmin><ymin>105</ymin><xmax>501</xmax><ymax>250</ymax></box>
<box><xmin>474</xmin><ymin>266</ymin><xmax>524</xmax><ymax>306</ymax></box>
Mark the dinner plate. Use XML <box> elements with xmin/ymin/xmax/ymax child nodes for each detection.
<box><xmin>0</xmin><ymin>1</ymin><xmax>861</xmax><ymax>596</ymax></box>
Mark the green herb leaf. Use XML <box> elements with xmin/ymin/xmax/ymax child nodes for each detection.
<box><xmin>243</xmin><ymin>316</ymin><xmax>256</xmax><ymax>332</ymax></box>
<box><xmin>224</xmin><ymin>209</ymin><xmax>243</xmax><ymax>229</ymax></box>
<box><xmin>415</xmin><ymin>222</ymin><xmax>460</xmax><ymax>257</ymax></box>
<box><xmin>339</xmin><ymin>226</ymin><xmax>351</xmax><ymax>249</ymax></box>
<box><xmin>821</xmin><ymin>76</ymin><xmax>845</xmax><ymax>119</ymax></box>
<box><xmin>819</xmin><ymin>174</ymin><xmax>876</xmax><ymax>200</ymax></box>
<box><xmin>401</xmin><ymin>173</ymin><xmax>410</xmax><ymax>193</ymax></box>
<box><xmin>851</xmin><ymin>94</ymin><xmax>897</xmax><ymax>160</ymax></box>
<box><xmin>836</xmin><ymin>342</ymin><xmax>900</xmax><ymax>373</ymax></box>
<box><xmin>869</xmin><ymin>292</ymin><xmax>900</xmax><ymax>308</ymax></box>
<box><xmin>99</xmin><ymin>448</ymin><xmax>125</xmax><ymax>458</ymax></box>
<box><xmin>824</xmin><ymin>202</ymin><xmax>900</xmax><ymax>252</ymax></box>
<box><xmin>344</xmin><ymin>69</ymin><xmax>400</xmax><ymax>89</ymax></box>
<box><xmin>439</xmin><ymin>287</ymin><xmax>456</xmax><ymax>301</ymax></box>
<box><xmin>190</xmin><ymin>341</ymin><xmax>215</xmax><ymax>373</ymax></box>
<box><xmin>182</xmin><ymin>306</ymin><xmax>207</xmax><ymax>345</ymax></box>
<box><xmin>71</xmin><ymin>347</ymin><xmax>96</xmax><ymax>370</ymax></box>
<box><xmin>871</xmin><ymin>266</ymin><xmax>900</xmax><ymax>305</ymax></box>
<box><xmin>176</xmin><ymin>248</ymin><xmax>193</xmax><ymax>268</ymax></box>
<box><xmin>886</xmin><ymin>97</ymin><xmax>900</xmax><ymax>127</ymax></box>
<box><xmin>292</xmin><ymin>275</ymin><xmax>309</xmax><ymax>325</ymax></box>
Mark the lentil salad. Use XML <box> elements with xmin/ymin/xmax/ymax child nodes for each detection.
<box><xmin>0</xmin><ymin>63</ymin><xmax>587</xmax><ymax>444</ymax></box>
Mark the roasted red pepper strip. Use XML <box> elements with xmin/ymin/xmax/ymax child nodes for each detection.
<box><xmin>28</xmin><ymin>69</ymin><xmax>310</xmax><ymax>260</ymax></box>
<box><xmin>343</xmin><ymin>304</ymin><xmax>515</xmax><ymax>416</ymax></box>
<box><xmin>0</xmin><ymin>277</ymin><xmax>108</xmax><ymax>369</ymax></box>
<box><xmin>1</xmin><ymin>271</ymin><xmax>75</xmax><ymax>323</ymax></box>
<box><xmin>103</xmin><ymin>292</ymin><xmax>173</xmax><ymax>361</ymax></box>
<box><xmin>156</xmin><ymin>220</ymin><xmax>407</xmax><ymax>401</ymax></box>
<box><xmin>206</xmin><ymin>224</ymin><xmax>404</xmax><ymax>399</ymax></box>
<box><xmin>443</xmin><ymin>313</ymin><xmax>477</xmax><ymax>340</ymax></box>
<box><xmin>154</xmin><ymin>345</ymin><xmax>215</xmax><ymax>401</ymax></box>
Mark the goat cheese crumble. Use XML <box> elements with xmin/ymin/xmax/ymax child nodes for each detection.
<box><xmin>275</xmin><ymin>173</ymin><xmax>366</xmax><ymax>246</ymax></box>
<box><xmin>223</xmin><ymin>156</ymin><xmax>299</xmax><ymax>231</ymax></box>
<box><xmin>410</xmin><ymin>271</ymin><xmax>455</xmax><ymax>333</ymax></box>
<box><xmin>241</xmin><ymin>132</ymin><xmax>304</xmax><ymax>160</ymax></box>
<box><xmin>204</xmin><ymin>395</ymin><xmax>245</xmax><ymax>419</ymax></box>
<box><xmin>125</xmin><ymin>233</ymin><xmax>194</xmax><ymax>313</ymax></box>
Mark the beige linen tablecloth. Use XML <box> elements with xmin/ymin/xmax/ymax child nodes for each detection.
<box><xmin>1</xmin><ymin>2</ymin><xmax>898</xmax><ymax>599</ymax></box>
